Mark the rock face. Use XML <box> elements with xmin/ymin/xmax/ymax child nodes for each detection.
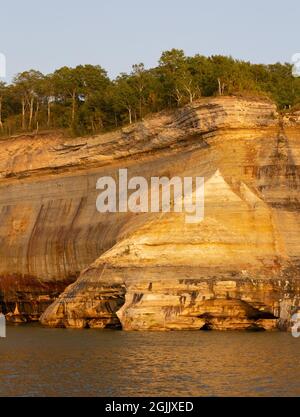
<box><xmin>1</xmin><ymin>97</ymin><xmax>300</xmax><ymax>330</ymax></box>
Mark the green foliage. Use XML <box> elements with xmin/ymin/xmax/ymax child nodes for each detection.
<box><xmin>1</xmin><ymin>51</ymin><xmax>299</xmax><ymax>137</ymax></box>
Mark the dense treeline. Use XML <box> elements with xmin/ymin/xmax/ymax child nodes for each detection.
<box><xmin>0</xmin><ymin>49</ymin><xmax>300</xmax><ymax>137</ymax></box>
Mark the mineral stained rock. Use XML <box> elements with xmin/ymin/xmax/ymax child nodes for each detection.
<box><xmin>1</xmin><ymin>97</ymin><xmax>300</xmax><ymax>330</ymax></box>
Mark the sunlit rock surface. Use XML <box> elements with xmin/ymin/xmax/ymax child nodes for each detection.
<box><xmin>1</xmin><ymin>97</ymin><xmax>300</xmax><ymax>330</ymax></box>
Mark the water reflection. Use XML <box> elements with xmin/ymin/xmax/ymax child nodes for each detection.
<box><xmin>0</xmin><ymin>325</ymin><xmax>299</xmax><ymax>397</ymax></box>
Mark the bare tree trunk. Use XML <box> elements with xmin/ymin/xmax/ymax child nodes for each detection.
<box><xmin>22</xmin><ymin>98</ymin><xmax>26</xmax><ymax>130</ymax></box>
<box><xmin>183</xmin><ymin>80</ymin><xmax>194</xmax><ymax>104</ymax></box>
<box><xmin>218</xmin><ymin>78</ymin><xmax>226</xmax><ymax>96</ymax></box>
<box><xmin>47</xmin><ymin>97</ymin><xmax>51</xmax><ymax>127</ymax></box>
<box><xmin>29</xmin><ymin>96</ymin><xmax>34</xmax><ymax>129</ymax></box>
<box><xmin>35</xmin><ymin>100</ymin><xmax>39</xmax><ymax>124</ymax></box>
<box><xmin>71</xmin><ymin>90</ymin><xmax>76</xmax><ymax>125</ymax></box>
<box><xmin>47</xmin><ymin>98</ymin><xmax>51</xmax><ymax>127</ymax></box>
<box><xmin>36</xmin><ymin>101</ymin><xmax>39</xmax><ymax>122</ymax></box>
<box><xmin>218</xmin><ymin>78</ymin><xmax>222</xmax><ymax>96</ymax></box>
<box><xmin>128</xmin><ymin>107</ymin><xmax>132</xmax><ymax>124</ymax></box>
<box><xmin>139</xmin><ymin>96</ymin><xmax>143</xmax><ymax>120</ymax></box>
<box><xmin>175</xmin><ymin>87</ymin><xmax>183</xmax><ymax>106</ymax></box>
<box><xmin>186</xmin><ymin>87</ymin><xmax>194</xmax><ymax>104</ymax></box>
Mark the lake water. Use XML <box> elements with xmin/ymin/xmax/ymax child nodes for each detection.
<box><xmin>0</xmin><ymin>325</ymin><xmax>299</xmax><ymax>397</ymax></box>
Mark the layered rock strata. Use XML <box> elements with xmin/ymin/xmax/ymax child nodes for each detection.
<box><xmin>0</xmin><ymin>97</ymin><xmax>300</xmax><ymax>330</ymax></box>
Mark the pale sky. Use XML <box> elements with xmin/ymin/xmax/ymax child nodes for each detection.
<box><xmin>0</xmin><ymin>0</ymin><xmax>299</xmax><ymax>82</ymax></box>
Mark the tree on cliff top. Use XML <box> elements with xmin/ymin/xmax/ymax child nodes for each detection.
<box><xmin>13</xmin><ymin>70</ymin><xmax>44</xmax><ymax>131</ymax></box>
<box><xmin>0</xmin><ymin>51</ymin><xmax>299</xmax><ymax>137</ymax></box>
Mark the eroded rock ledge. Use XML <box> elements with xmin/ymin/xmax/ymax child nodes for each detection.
<box><xmin>40</xmin><ymin>272</ymin><xmax>300</xmax><ymax>332</ymax></box>
<box><xmin>1</xmin><ymin>97</ymin><xmax>300</xmax><ymax>330</ymax></box>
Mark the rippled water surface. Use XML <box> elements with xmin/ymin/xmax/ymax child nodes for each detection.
<box><xmin>0</xmin><ymin>325</ymin><xmax>299</xmax><ymax>397</ymax></box>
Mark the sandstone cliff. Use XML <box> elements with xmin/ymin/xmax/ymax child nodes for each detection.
<box><xmin>0</xmin><ymin>97</ymin><xmax>299</xmax><ymax>330</ymax></box>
